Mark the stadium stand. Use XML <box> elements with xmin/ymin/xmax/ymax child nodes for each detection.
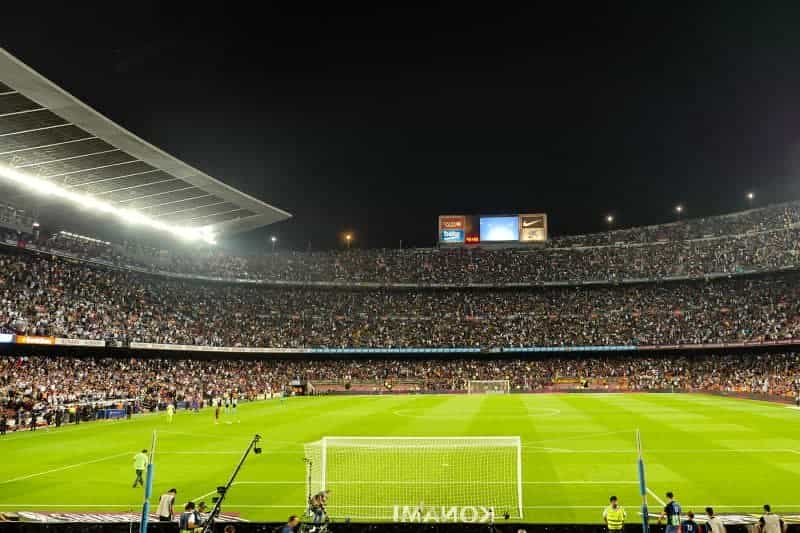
<box><xmin>2</xmin><ymin>353</ymin><xmax>798</xmax><ymax>429</ymax></box>
<box><xmin>2</xmin><ymin>244</ymin><xmax>800</xmax><ymax>348</ymax></box>
<box><xmin>1</xmin><ymin>200</ymin><xmax>799</xmax><ymax>287</ymax></box>
<box><xmin>2</xmin><ymin>201</ymin><xmax>800</xmax><ymax>420</ymax></box>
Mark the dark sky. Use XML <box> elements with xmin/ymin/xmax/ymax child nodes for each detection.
<box><xmin>5</xmin><ymin>4</ymin><xmax>800</xmax><ymax>251</ymax></box>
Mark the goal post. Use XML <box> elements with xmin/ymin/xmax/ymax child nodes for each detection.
<box><xmin>467</xmin><ymin>379</ymin><xmax>511</xmax><ymax>394</ymax></box>
<box><xmin>303</xmin><ymin>436</ymin><xmax>523</xmax><ymax>522</ymax></box>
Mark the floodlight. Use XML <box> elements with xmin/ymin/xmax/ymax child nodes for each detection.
<box><xmin>0</xmin><ymin>163</ymin><xmax>216</xmax><ymax>244</ymax></box>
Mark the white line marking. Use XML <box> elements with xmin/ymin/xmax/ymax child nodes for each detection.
<box><xmin>191</xmin><ymin>490</ymin><xmax>218</xmax><ymax>502</ymax></box>
<box><xmin>393</xmin><ymin>408</ymin><xmax>561</xmax><ymax>420</ymax></box>
<box><xmin>0</xmin><ymin>503</ymin><xmax>796</xmax><ymax>510</ymax></box>
<box><xmin>232</xmin><ymin>480</ymin><xmax>637</xmax><ymax>485</ymax></box>
<box><xmin>0</xmin><ymin>504</ymin><xmax>140</xmax><ymax>508</ymax></box>
<box><xmin>161</xmin><ymin>451</ymin><xmax>241</xmax><ymax>455</ymax></box>
<box><xmin>158</xmin><ymin>447</ymin><xmax>800</xmax><ymax>456</ymax></box>
<box><xmin>0</xmin><ymin>452</ymin><xmax>130</xmax><ymax>484</ymax></box>
<box><xmin>523</xmin><ymin>448</ymin><xmax>800</xmax><ymax>454</ymax></box>
<box><xmin>523</xmin><ymin>481</ymin><xmax>638</xmax><ymax>485</ymax></box>
<box><xmin>647</xmin><ymin>487</ymin><xmax>667</xmax><ymax>506</ymax></box>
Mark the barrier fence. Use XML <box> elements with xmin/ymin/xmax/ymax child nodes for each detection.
<box><xmin>2</xmin><ymin>334</ymin><xmax>800</xmax><ymax>354</ymax></box>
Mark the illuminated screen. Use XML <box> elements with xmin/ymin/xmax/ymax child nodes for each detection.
<box><xmin>479</xmin><ymin>216</ymin><xmax>519</xmax><ymax>241</ymax></box>
<box><xmin>440</xmin><ymin>229</ymin><xmax>464</xmax><ymax>242</ymax></box>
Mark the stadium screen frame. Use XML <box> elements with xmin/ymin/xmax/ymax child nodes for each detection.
<box><xmin>479</xmin><ymin>215</ymin><xmax>520</xmax><ymax>242</ymax></box>
<box><xmin>438</xmin><ymin>213</ymin><xmax>547</xmax><ymax>246</ymax></box>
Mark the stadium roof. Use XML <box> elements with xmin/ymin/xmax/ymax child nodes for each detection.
<box><xmin>0</xmin><ymin>48</ymin><xmax>290</xmax><ymax>243</ymax></box>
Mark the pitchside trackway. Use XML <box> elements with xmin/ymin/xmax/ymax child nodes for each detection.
<box><xmin>1</xmin><ymin>394</ymin><xmax>799</xmax><ymax>523</ymax></box>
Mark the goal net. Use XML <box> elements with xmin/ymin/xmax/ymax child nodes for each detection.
<box><xmin>467</xmin><ymin>380</ymin><xmax>511</xmax><ymax>394</ymax></box>
<box><xmin>303</xmin><ymin>436</ymin><xmax>523</xmax><ymax>522</ymax></box>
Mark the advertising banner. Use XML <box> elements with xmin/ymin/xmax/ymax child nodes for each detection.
<box><xmin>16</xmin><ymin>335</ymin><xmax>55</xmax><ymax>345</ymax></box>
<box><xmin>438</xmin><ymin>215</ymin><xmax>466</xmax><ymax>243</ymax></box>
<box><xmin>519</xmin><ymin>213</ymin><xmax>548</xmax><ymax>242</ymax></box>
<box><xmin>129</xmin><ymin>342</ymin><xmax>308</xmax><ymax>354</ymax></box>
<box><xmin>54</xmin><ymin>338</ymin><xmax>106</xmax><ymax>347</ymax></box>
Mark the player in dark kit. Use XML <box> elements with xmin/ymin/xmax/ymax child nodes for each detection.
<box><xmin>681</xmin><ymin>511</ymin><xmax>700</xmax><ymax>533</ymax></box>
<box><xmin>657</xmin><ymin>492</ymin><xmax>682</xmax><ymax>533</ymax></box>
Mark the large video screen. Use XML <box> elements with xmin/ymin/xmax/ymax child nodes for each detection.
<box><xmin>479</xmin><ymin>216</ymin><xmax>519</xmax><ymax>242</ymax></box>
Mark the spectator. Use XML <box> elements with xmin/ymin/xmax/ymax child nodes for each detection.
<box><xmin>705</xmin><ymin>507</ymin><xmax>726</xmax><ymax>533</ymax></box>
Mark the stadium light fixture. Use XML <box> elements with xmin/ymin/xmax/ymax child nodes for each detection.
<box><xmin>675</xmin><ymin>204</ymin><xmax>684</xmax><ymax>214</ymax></box>
<box><xmin>605</xmin><ymin>214</ymin><xmax>614</xmax><ymax>224</ymax></box>
<box><xmin>59</xmin><ymin>230</ymin><xmax>111</xmax><ymax>246</ymax></box>
<box><xmin>747</xmin><ymin>191</ymin><xmax>755</xmax><ymax>201</ymax></box>
<box><xmin>0</xmin><ymin>163</ymin><xmax>217</xmax><ymax>244</ymax></box>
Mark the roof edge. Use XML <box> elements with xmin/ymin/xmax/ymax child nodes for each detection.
<box><xmin>0</xmin><ymin>48</ymin><xmax>292</xmax><ymax>233</ymax></box>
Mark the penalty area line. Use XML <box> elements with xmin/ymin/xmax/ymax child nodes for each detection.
<box><xmin>647</xmin><ymin>487</ymin><xmax>667</xmax><ymax>507</ymax></box>
<box><xmin>0</xmin><ymin>452</ymin><xmax>131</xmax><ymax>484</ymax></box>
<box><xmin>191</xmin><ymin>490</ymin><xmax>219</xmax><ymax>502</ymax></box>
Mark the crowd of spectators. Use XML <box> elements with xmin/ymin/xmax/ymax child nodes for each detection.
<box><xmin>2</xmin><ymin>202</ymin><xmax>800</xmax><ymax>286</ymax></box>
<box><xmin>139</xmin><ymin>227</ymin><xmax>800</xmax><ymax>284</ymax></box>
<box><xmin>2</xmin><ymin>353</ymin><xmax>798</xmax><ymax>425</ymax></box>
<box><xmin>3</xmin><ymin>246</ymin><xmax>800</xmax><ymax>349</ymax></box>
<box><xmin>550</xmin><ymin>201</ymin><xmax>800</xmax><ymax>247</ymax></box>
<box><xmin>0</xmin><ymin>356</ymin><xmax>276</xmax><ymax>415</ymax></box>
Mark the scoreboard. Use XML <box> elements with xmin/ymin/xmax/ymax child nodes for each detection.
<box><xmin>438</xmin><ymin>214</ymin><xmax>547</xmax><ymax>246</ymax></box>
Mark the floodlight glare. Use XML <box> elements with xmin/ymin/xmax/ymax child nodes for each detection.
<box><xmin>0</xmin><ymin>163</ymin><xmax>216</xmax><ymax>244</ymax></box>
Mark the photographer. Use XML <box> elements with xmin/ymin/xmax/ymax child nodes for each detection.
<box><xmin>156</xmin><ymin>488</ymin><xmax>177</xmax><ymax>522</ymax></box>
<box><xmin>178</xmin><ymin>501</ymin><xmax>201</xmax><ymax>533</ymax></box>
<box><xmin>308</xmin><ymin>490</ymin><xmax>329</xmax><ymax>526</ymax></box>
<box><xmin>196</xmin><ymin>502</ymin><xmax>209</xmax><ymax>526</ymax></box>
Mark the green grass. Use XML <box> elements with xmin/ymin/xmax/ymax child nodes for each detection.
<box><xmin>1</xmin><ymin>393</ymin><xmax>799</xmax><ymax>523</ymax></box>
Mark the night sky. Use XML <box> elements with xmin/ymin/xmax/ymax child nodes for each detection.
<box><xmin>5</xmin><ymin>4</ymin><xmax>800</xmax><ymax>251</ymax></box>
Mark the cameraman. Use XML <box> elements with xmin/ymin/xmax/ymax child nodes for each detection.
<box><xmin>178</xmin><ymin>502</ymin><xmax>202</xmax><ymax>533</ymax></box>
<box><xmin>281</xmin><ymin>515</ymin><xmax>300</xmax><ymax>533</ymax></box>
<box><xmin>308</xmin><ymin>490</ymin><xmax>329</xmax><ymax>525</ymax></box>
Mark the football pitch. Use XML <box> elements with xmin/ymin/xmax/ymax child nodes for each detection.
<box><xmin>1</xmin><ymin>393</ymin><xmax>799</xmax><ymax>524</ymax></box>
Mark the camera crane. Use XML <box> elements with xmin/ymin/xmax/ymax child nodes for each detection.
<box><xmin>202</xmin><ymin>434</ymin><xmax>263</xmax><ymax>533</ymax></box>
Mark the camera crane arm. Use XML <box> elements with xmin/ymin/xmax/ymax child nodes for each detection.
<box><xmin>202</xmin><ymin>434</ymin><xmax>262</xmax><ymax>533</ymax></box>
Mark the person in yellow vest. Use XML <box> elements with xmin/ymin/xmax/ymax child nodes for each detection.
<box><xmin>603</xmin><ymin>496</ymin><xmax>626</xmax><ymax>532</ymax></box>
